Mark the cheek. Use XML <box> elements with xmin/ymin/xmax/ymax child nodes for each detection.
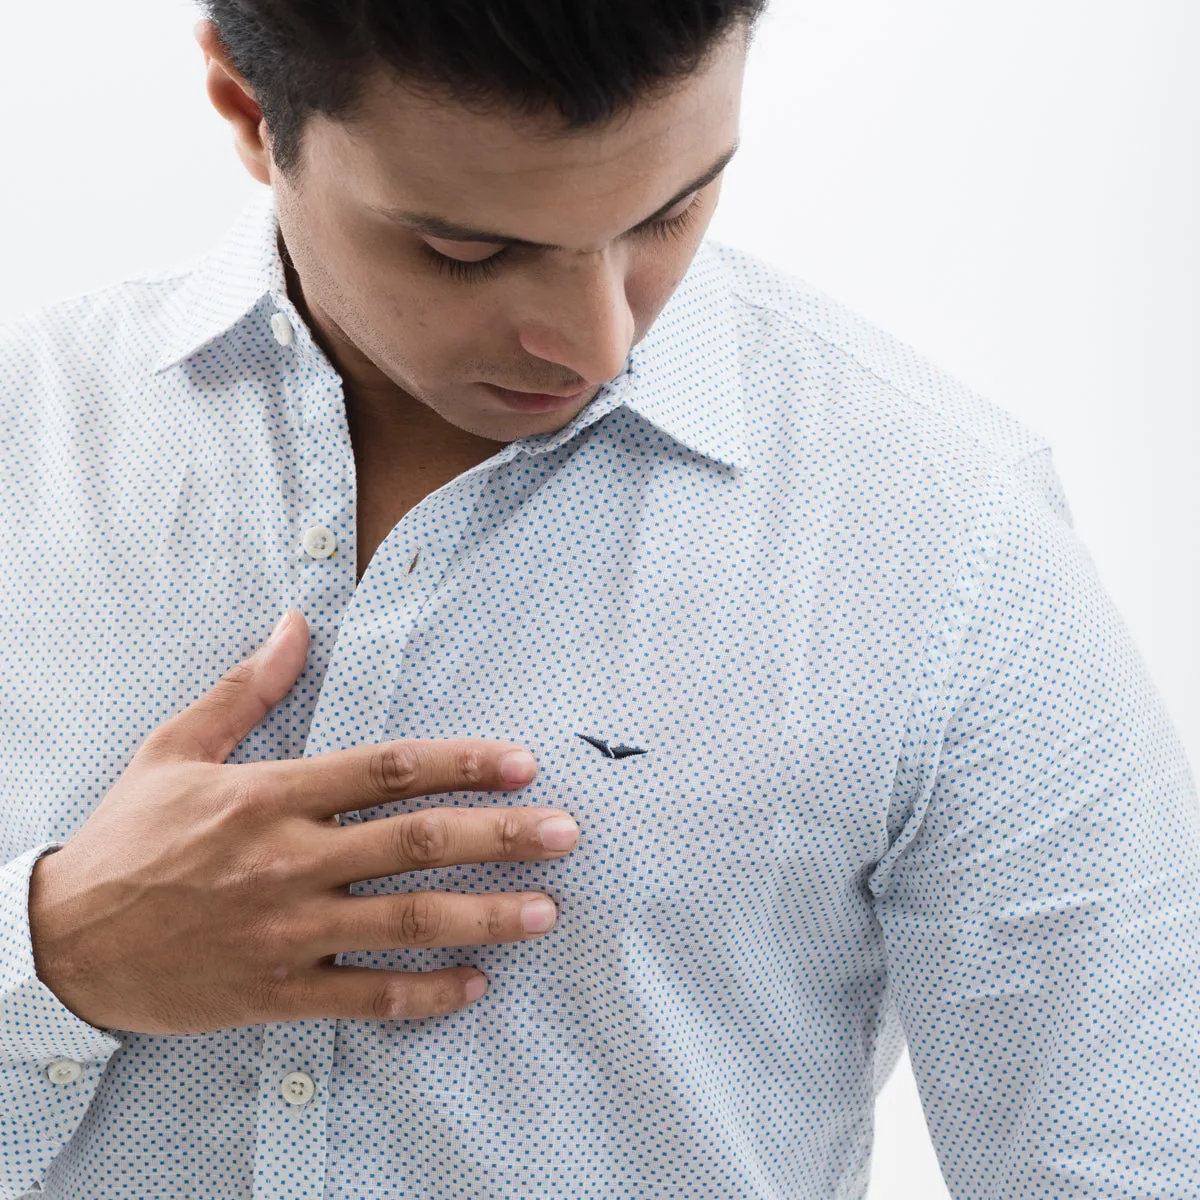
<box><xmin>361</xmin><ymin>289</ymin><xmax>502</xmax><ymax>379</ymax></box>
<box><xmin>341</xmin><ymin>258</ymin><xmax>463</xmax><ymax>358</ymax></box>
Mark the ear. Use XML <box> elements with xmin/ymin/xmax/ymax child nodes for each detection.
<box><xmin>194</xmin><ymin>18</ymin><xmax>273</xmax><ymax>186</ymax></box>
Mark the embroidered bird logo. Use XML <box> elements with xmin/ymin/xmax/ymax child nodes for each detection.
<box><xmin>576</xmin><ymin>733</ymin><xmax>648</xmax><ymax>759</ymax></box>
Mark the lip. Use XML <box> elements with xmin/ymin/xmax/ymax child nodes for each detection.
<box><xmin>482</xmin><ymin>382</ymin><xmax>593</xmax><ymax>413</ymax></box>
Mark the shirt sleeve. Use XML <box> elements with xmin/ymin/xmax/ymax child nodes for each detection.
<box><xmin>0</xmin><ymin>841</ymin><xmax>123</xmax><ymax>1198</ymax></box>
<box><xmin>868</xmin><ymin>449</ymin><xmax>1200</xmax><ymax>1198</ymax></box>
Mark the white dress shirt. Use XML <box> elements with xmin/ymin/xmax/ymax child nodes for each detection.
<box><xmin>0</xmin><ymin>186</ymin><xmax>1196</xmax><ymax>1198</ymax></box>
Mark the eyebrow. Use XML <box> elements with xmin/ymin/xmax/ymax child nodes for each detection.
<box><xmin>375</xmin><ymin>140</ymin><xmax>741</xmax><ymax>249</ymax></box>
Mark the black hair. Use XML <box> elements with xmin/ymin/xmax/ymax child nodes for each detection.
<box><xmin>197</xmin><ymin>0</ymin><xmax>769</xmax><ymax>177</ymax></box>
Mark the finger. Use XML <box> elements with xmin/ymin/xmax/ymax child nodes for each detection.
<box><xmin>257</xmin><ymin>737</ymin><xmax>539</xmax><ymax>820</ymax></box>
<box><xmin>313</xmin><ymin>803</ymin><xmax>580</xmax><ymax>887</ymax></box>
<box><xmin>146</xmin><ymin>610</ymin><xmax>310</xmax><ymax>765</ymax></box>
<box><xmin>278</xmin><ymin>964</ymin><xmax>489</xmax><ymax>1023</ymax></box>
<box><xmin>309</xmin><ymin>889</ymin><xmax>560</xmax><ymax>956</ymax></box>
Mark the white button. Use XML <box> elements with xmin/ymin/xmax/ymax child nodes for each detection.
<box><xmin>280</xmin><ymin>1070</ymin><xmax>316</xmax><ymax>1106</ymax></box>
<box><xmin>270</xmin><ymin>312</ymin><xmax>295</xmax><ymax>347</ymax></box>
<box><xmin>301</xmin><ymin>526</ymin><xmax>336</xmax><ymax>559</ymax></box>
<box><xmin>45</xmin><ymin>1059</ymin><xmax>84</xmax><ymax>1084</ymax></box>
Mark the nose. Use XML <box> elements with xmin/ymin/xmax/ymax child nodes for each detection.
<box><xmin>514</xmin><ymin>252</ymin><xmax>636</xmax><ymax>388</ymax></box>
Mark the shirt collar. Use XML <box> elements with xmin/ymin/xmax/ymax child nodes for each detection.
<box><xmin>153</xmin><ymin>188</ymin><xmax>747</xmax><ymax>472</ymax></box>
<box><xmin>151</xmin><ymin>187</ymin><xmax>286</xmax><ymax>377</ymax></box>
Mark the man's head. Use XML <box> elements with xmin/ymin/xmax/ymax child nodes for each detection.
<box><xmin>196</xmin><ymin>1</ymin><xmax>765</xmax><ymax>442</ymax></box>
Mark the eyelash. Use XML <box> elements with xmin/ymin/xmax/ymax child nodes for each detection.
<box><xmin>419</xmin><ymin>194</ymin><xmax>704</xmax><ymax>285</ymax></box>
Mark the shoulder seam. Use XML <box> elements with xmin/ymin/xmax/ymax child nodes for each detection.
<box><xmin>725</xmin><ymin>277</ymin><xmax>1050</xmax><ymax>468</ymax></box>
<box><xmin>0</xmin><ymin>269</ymin><xmax>198</xmax><ymax>337</ymax></box>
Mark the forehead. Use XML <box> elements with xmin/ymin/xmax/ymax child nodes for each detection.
<box><xmin>303</xmin><ymin>32</ymin><xmax>747</xmax><ymax>237</ymax></box>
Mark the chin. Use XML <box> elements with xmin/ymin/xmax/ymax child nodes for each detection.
<box><xmin>471</xmin><ymin>406</ymin><xmax>584</xmax><ymax>443</ymax></box>
<box><xmin>433</xmin><ymin>388</ymin><xmax>593</xmax><ymax>443</ymax></box>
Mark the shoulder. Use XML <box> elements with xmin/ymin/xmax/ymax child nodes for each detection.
<box><xmin>0</xmin><ymin>260</ymin><xmax>196</xmax><ymax>393</ymax></box>
<box><xmin>0</xmin><ymin>263</ymin><xmax>204</xmax><ymax>513</ymax></box>
<box><xmin>700</xmin><ymin>238</ymin><xmax>1071</xmax><ymax>524</ymax></box>
<box><xmin>0</xmin><ymin>262</ymin><xmax>198</xmax><ymax>442</ymax></box>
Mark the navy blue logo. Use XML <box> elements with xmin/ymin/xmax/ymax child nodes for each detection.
<box><xmin>576</xmin><ymin>733</ymin><xmax>648</xmax><ymax>760</ymax></box>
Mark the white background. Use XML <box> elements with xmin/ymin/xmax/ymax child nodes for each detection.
<box><xmin>2</xmin><ymin>1</ymin><xmax>1196</xmax><ymax>1195</ymax></box>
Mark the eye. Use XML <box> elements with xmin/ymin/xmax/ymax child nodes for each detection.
<box><xmin>418</xmin><ymin>240</ymin><xmax>510</xmax><ymax>283</ymax></box>
<box><xmin>640</xmin><ymin>194</ymin><xmax>704</xmax><ymax>243</ymax></box>
<box><xmin>418</xmin><ymin>192</ymin><xmax>706</xmax><ymax>285</ymax></box>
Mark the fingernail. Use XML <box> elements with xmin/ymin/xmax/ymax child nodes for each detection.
<box><xmin>464</xmin><ymin>974</ymin><xmax>488</xmax><ymax>1003</ymax></box>
<box><xmin>539</xmin><ymin>816</ymin><xmax>579</xmax><ymax>852</ymax></box>
<box><xmin>250</xmin><ymin>612</ymin><xmax>291</xmax><ymax>663</ymax></box>
<box><xmin>521</xmin><ymin>898</ymin><xmax>557</xmax><ymax>934</ymax></box>
<box><xmin>499</xmin><ymin>750</ymin><xmax>537</xmax><ymax>785</ymax></box>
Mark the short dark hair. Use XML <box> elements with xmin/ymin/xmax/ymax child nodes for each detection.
<box><xmin>198</xmin><ymin>0</ymin><xmax>769</xmax><ymax>177</ymax></box>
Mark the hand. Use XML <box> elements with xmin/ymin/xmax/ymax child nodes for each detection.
<box><xmin>27</xmin><ymin>610</ymin><xmax>578</xmax><ymax>1035</ymax></box>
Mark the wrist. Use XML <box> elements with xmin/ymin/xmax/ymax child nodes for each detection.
<box><xmin>29</xmin><ymin>847</ymin><xmax>82</xmax><ymax>1003</ymax></box>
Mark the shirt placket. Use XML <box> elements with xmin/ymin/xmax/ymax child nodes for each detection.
<box><xmin>251</xmin><ymin>300</ymin><xmax>357</xmax><ymax>1200</ymax></box>
<box><xmin>307</xmin><ymin>460</ymin><xmax>518</xmax><ymax>1200</ymax></box>
<box><xmin>303</xmin><ymin>457</ymin><xmax>505</xmax><ymax>791</ymax></box>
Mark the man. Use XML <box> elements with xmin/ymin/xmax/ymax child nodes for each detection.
<box><xmin>1</xmin><ymin>1</ymin><xmax>1196</xmax><ymax>1196</ymax></box>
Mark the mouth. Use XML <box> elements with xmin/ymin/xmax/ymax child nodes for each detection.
<box><xmin>481</xmin><ymin>382</ymin><xmax>594</xmax><ymax>414</ymax></box>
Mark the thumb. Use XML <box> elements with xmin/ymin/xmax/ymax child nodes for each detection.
<box><xmin>148</xmin><ymin>610</ymin><xmax>310</xmax><ymax>764</ymax></box>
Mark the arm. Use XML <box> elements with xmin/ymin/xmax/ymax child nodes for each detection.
<box><xmin>0</xmin><ymin>842</ymin><xmax>123</xmax><ymax>1198</ymax></box>
<box><xmin>869</xmin><ymin>451</ymin><xmax>1200</xmax><ymax>1198</ymax></box>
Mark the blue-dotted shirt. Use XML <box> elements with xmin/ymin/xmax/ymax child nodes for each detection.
<box><xmin>0</xmin><ymin>187</ymin><xmax>1196</xmax><ymax>1200</ymax></box>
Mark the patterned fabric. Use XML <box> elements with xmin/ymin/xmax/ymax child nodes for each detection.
<box><xmin>0</xmin><ymin>186</ymin><xmax>1196</xmax><ymax>1199</ymax></box>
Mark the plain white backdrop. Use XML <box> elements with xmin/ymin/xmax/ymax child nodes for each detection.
<box><xmin>2</xmin><ymin>2</ymin><xmax>1196</xmax><ymax>1196</ymax></box>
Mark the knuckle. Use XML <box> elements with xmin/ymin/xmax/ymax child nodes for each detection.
<box><xmin>392</xmin><ymin>893</ymin><xmax>442</xmax><ymax>947</ymax></box>
<box><xmin>395</xmin><ymin>810</ymin><xmax>450</xmax><ymax>868</ymax></box>
<box><xmin>221</xmin><ymin>660</ymin><xmax>257</xmax><ymax>689</ymax></box>
<box><xmin>484</xmin><ymin>903</ymin><xmax>506</xmax><ymax>939</ymax></box>
<box><xmin>455</xmin><ymin>746</ymin><xmax>485</xmax><ymax>788</ymax></box>
<box><xmin>225</xmin><ymin>774</ymin><xmax>272</xmax><ymax>823</ymax></box>
<box><xmin>245</xmin><ymin>906</ymin><xmax>293</xmax><ymax>960</ymax></box>
<box><xmin>251</xmin><ymin>961</ymin><xmax>292</xmax><ymax>1019</ymax></box>
<box><xmin>429</xmin><ymin>975</ymin><xmax>462</xmax><ymax>1015</ymax></box>
<box><xmin>493</xmin><ymin>810</ymin><xmax>523</xmax><ymax>859</ymax></box>
<box><xmin>372</xmin><ymin>743</ymin><xmax>422</xmax><ymax>797</ymax></box>
<box><xmin>136</xmin><ymin>723</ymin><xmax>172</xmax><ymax>762</ymax></box>
<box><xmin>235</xmin><ymin>844</ymin><xmax>298</xmax><ymax>893</ymax></box>
<box><xmin>373</xmin><ymin>978</ymin><xmax>415</xmax><ymax>1022</ymax></box>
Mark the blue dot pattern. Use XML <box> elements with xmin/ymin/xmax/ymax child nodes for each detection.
<box><xmin>0</xmin><ymin>186</ymin><xmax>1196</xmax><ymax>1199</ymax></box>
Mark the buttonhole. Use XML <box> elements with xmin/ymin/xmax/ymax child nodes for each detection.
<box><xmin>408</xmin><ymin>551</ymin><xmax>420</xmax><ymax>573</ymax></box>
